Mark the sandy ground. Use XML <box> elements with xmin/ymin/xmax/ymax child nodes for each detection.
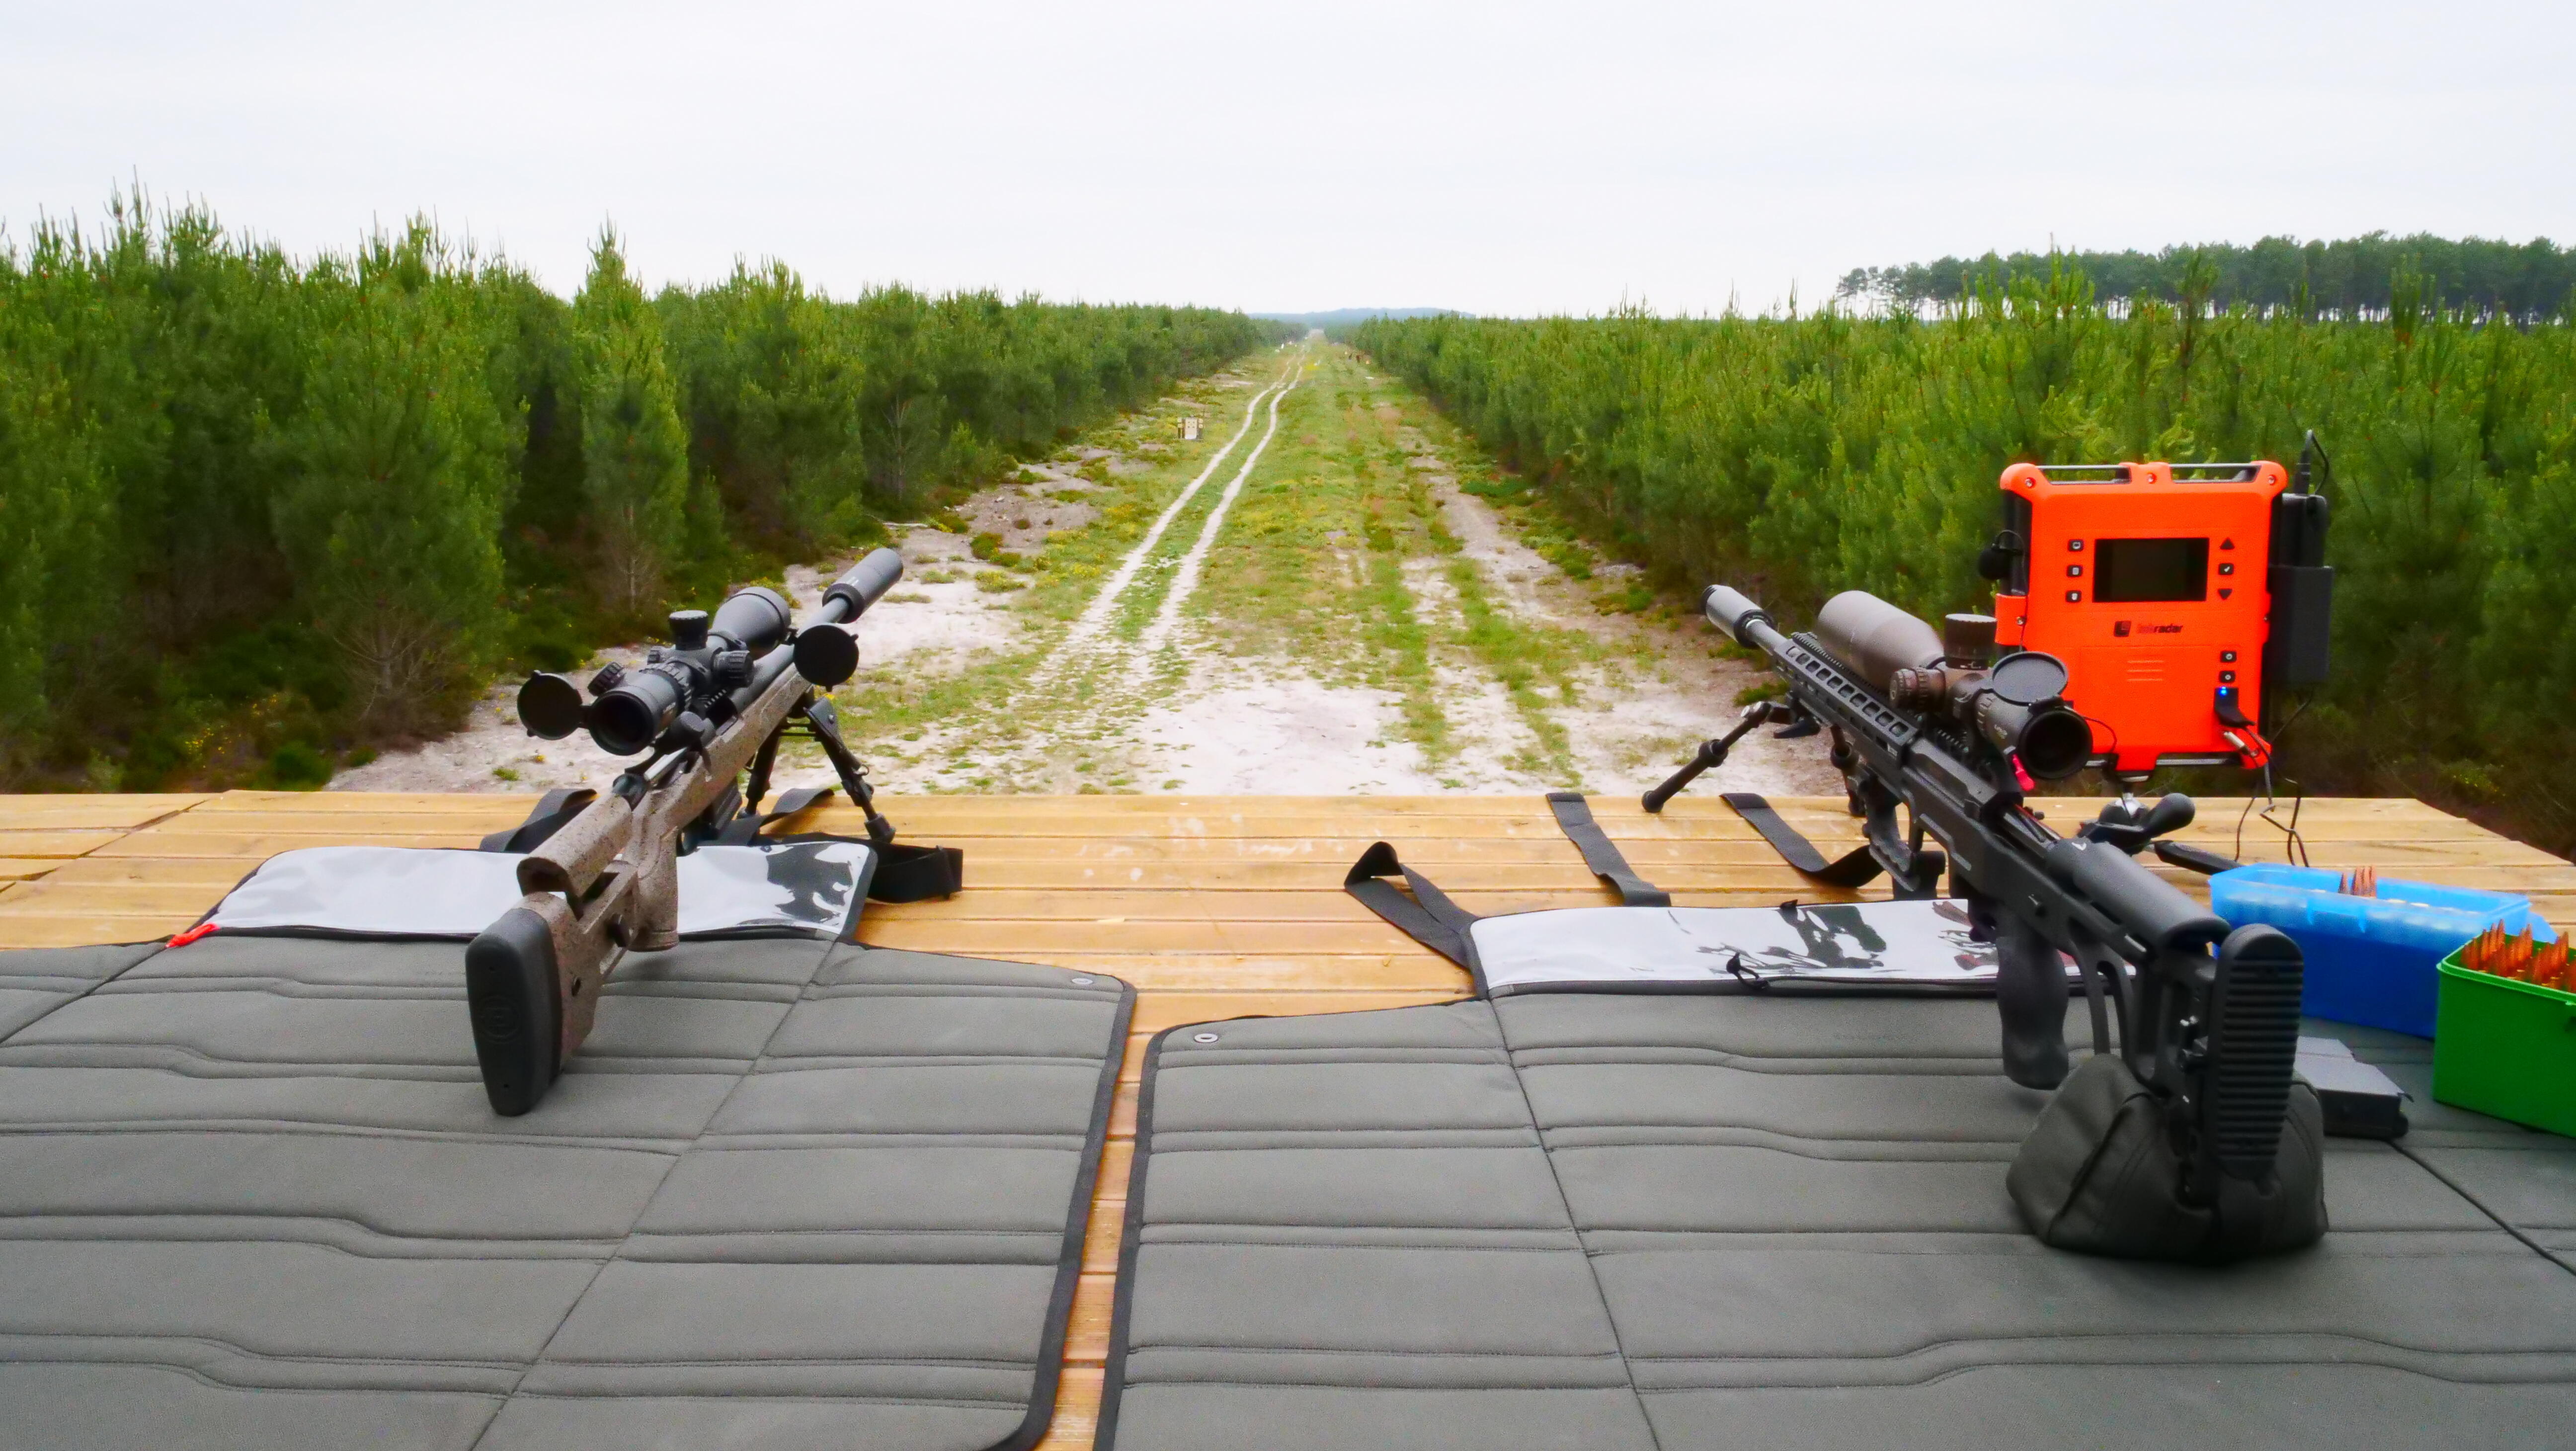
<box><xmin>327</xmin><ymin>528</ymin><xmax>1025</xmax><ymax>795</ymax></box>
<box><xmin>334</xmin><ymin>346</ymin><xmax>1837</xmax><ymax>803</ymax></box>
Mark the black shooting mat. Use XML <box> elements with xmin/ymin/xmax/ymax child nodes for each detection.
<box><xmin>0</xmin><ymin>934</ymin><xmax>1132</xmax><ymax>1451</ymax></box>
<box><xmin>1102</xmin><ymin>992</ymin><xmax>2576</xmax><ymax>1451</ymax></box>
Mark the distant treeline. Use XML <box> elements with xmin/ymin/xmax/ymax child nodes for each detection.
<box><xmin>0</xmin><ymin>197</ymin><xmax>1277</xmax><ymax>789</ymax></box>
<box><xmin>1839</xmin><ymin>233</ymin><xmax>2575</xmax><ymax>322</ymax></box>
<box><xmin>1255</xmin><ymin>308</ymin><xmax>1460</xmax><ymax>333</ymax></box>
<box><xmin>1356</xmin><ymin>275</ymin><xmax>2576</xmax><ymax>855</ymax></box>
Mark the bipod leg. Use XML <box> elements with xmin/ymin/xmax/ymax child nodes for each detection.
<box><xmin>799</xmin><ymin>697</ymin><xmax>895</xmax><ymax>850</ymax></box>
<box><xmin>1642</xmin><ymin>703</ymin><xmax>1780</xmax><ymax>813</ymax></box>
<box><xmin>741</xmin><ymin>716</ymin><xmax>787</xmax><ymax>819</ymax></box>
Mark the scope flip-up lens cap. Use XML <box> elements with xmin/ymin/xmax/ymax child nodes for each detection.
<box><xmin>793</xmin><ymin>627</ymin><xmax>860</xmax><ymax>688</ymax></box>
<box><xmin>515</xmin><ymin>673</ymin><xmax>586</xmax><ymax>741</ymax></box>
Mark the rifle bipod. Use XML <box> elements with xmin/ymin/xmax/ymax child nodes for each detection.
<box><xmin>703</xmin><ymin>691</ymin><xmax>965</xmax><ymax>902</ymax></box>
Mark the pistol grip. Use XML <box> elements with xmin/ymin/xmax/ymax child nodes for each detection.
<box><xmin>466</xmin><ymin>907</ymin><xmax>561</xmax><ymax>1116</ymax></box>
<box><xmin>1995</xmin><ymin>913</ymin><xmax>2071</xmax><ymax>1089</ymax></box>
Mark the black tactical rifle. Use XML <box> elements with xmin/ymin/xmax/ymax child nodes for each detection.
<box><xmin>467</xmin><ymin>548</ymin><xmax>958</xmax><ymax>1116</ymax></box>
<box><xmin>1646</xmin><ymin>586</ymin><xmax>2312</xmax><ymax>1248</ymax></box>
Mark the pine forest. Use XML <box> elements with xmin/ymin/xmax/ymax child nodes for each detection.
<box><xmin>1354</xmin><ymin>267</ymin><xmax>2576</xmax><ymax>854</ymax></box>
<box><xmin>0</xmin><ymin>197</ymin><xmax>1275</xmax><ymax>790</ymax></box>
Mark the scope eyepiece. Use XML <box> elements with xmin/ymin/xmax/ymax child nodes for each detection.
<box><xmin>1978</xmin><ymin>694</ymin><xmax>2093</xmax><ymax>780</ymax></box>
<box><xmin>589</xmin><ymin>660</ymin><xmax>693</xmax><ymax>756</ymax></box>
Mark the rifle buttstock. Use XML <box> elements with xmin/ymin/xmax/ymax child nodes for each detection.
<box><xmin>466</xmin><ymin>907</ymin><xmax>559</xmax><ymax>1116</ymax></box>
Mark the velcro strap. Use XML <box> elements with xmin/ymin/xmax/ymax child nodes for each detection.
<box><xmin>1720</xmin><ymin>792</ymin><xmax>1885</xmax><ymax>888</ymax></box>
<box><xmin>1545</xmin><ymin>791</ymin><xmax>1669</xmax><ymax>907</ymax></box>
<box><xmin>479</xmin><ymin>788</ymin><xmax>597</xmax><ymax>853</ymax></box>
<box><xmin>868</xmin><ymin>843</ymin><xmax>965</xmax><ymax>905</ymax></box>
<box><xmin>717</xmin><ymin>786</ymin><xmax>834</xmax><ymax>845</ymax></box>
<box><xmin>1343</xmin><ymin>842</ymin><xmax>1479</xmax><ymax>967</ymax></box>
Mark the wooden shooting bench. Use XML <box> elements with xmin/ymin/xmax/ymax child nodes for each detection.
<box><xmin>2</xmin><ymin>790</ymin><xmax>2570</xmax><ymax>1450</ymax></box>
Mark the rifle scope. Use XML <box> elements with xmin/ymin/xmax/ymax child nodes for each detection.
<box><xmin>1712</xmin><ymin>587</ymin><xmax>2093</xmax><ymax>782</ymax></box>
<box><xmin>518</xmin><ymin>548</ymin><xmax>905</xmax><ymax>756</ymax></box>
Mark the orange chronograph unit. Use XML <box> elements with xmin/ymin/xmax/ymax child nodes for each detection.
<box><xmin>1980</xmin><ymin>454</ymin><xmax>2334</xmax><ymax>778</ymax></box>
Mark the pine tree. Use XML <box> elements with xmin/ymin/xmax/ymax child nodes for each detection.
<box><xmin>573</xmin><ymin>229</ymin><xmax>692</xmax><ymax>620</ymax></box>
<box><xmin>0</xmin><ymin>309</ymin><xmax>115</xmax><ymax>771</ymax></box>
<box><xmin>265</xmin><ymin>224</ymin><xmax>516</xmax><ymax>732</ymax></box>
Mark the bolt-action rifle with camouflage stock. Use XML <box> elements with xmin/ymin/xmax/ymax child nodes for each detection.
<box><xmin>465</xmin><ymin>548</ymin><xmax>958</xmax><ymax>1115</ymax></box>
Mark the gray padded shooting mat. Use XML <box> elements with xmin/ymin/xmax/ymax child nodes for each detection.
<box><xmin>0</xmin><ymin>934</ymin><xmax>1131</xmax><ymax>1451</ymax></box>
<box><xmin>1103</xmin><ymin>993</ymin><xmax>2576</xmax><ymax>1451</ymax></box>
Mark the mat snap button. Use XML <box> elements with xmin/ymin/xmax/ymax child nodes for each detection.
<box><xmin>1069</xmin><ymin>975</ymin><xmax>1096</xmax><ymax>985</ymax></box>
<box><xmin>1193</xmin><ymin>1032</ymin><xmax>1220</xmax><ymax>1044</ymax></box>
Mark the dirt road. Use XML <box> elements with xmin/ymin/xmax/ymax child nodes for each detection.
<box><xmin>334</xmin><ymin>341</ymin><xmax>1836</xmax><ymax>801</ymax></box>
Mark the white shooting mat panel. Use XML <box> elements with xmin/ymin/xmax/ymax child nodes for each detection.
<box><xmin>1470</xmin><ymin>898</ymin><xmax>2021</xmax><ymax>993</ymax></box>
<box><xmin>205</xmin><ymin>842</ymin><xmax>872</xmax><ymax>940</ymax></box>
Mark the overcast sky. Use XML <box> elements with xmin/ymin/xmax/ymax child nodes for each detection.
<box><xmin>7</xmin><ymin>0</ymin><xmax>2570</xmax><ymax>316</ymax></box>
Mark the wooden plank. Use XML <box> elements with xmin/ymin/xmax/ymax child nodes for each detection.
<box><xmin>1123</xmin><ymin>990</ymin><xmax>1460</xmax><ymax>1033</ymax></box>
<box><xmin>0</xmin><ymin>915</ymin><xmax>193</xmax><ymax>949</ymax></box>
<box><xmin>90</xmin><ymin>833</ymin><xmax>493</xmax><ymax>859</ymax></box>
<box><xmin>844</xmin><ymin>792</ymin><xmax>2493</xmax><ymax>821</ymax></box>
<box><xmin>983</xmin><ymin>956</ymin><xmax>1469</xmax><ymax>992</ymax></box>
<box><xmin>1032</xmin><ymin>1369</ymin><xmax>1101</xmax><ymax>1451</ymax></box>
<box><xmin>865</xmin><ymin>887</ymin><xmax>1815</xmax><ymax>922</ymax></box>
<box><xmin>807</xmin><ymin>810</ymin><xmax>2525</xmax><ymax>848</ymax></box>
<box><xmin>0</xmin><ymin>882</ymin><xmax>236</xmax><ymax>915</ymax></box>
<box><xmin>128</xmin><ymin>810</ymin><xmax>534</xmax><ymax>834</ymax></box>
<box><xmin>36</xmin><ymin>858</ymin><xmax>266</xmax><ymax>887</ymax></box>
<box><xmin>193</xmin><ymin>791</ymin><xmax>542</xmax><ymax>813</ymax></box>
<box><xmin>0</xmin><ymin>830</ymin><xmax>131</xmax><ymax>860</ymax></box>
<box><xmin>0</xmin><ymin>794</ymin><xmax>211</xmax><ymax>830</ymax></box>
<box><xmin>868</xmin><ymin>845</ymin><xmax>2576</xmax><ymax>889</ymax></box>
<box><xmin>1065</xmin><ymin>1271</ymin><xmax>1114</xmax><ymax>1362</ymax></box>
<box><xmin>844</xmin><ymin>792</ymin><xmax>2487</xmax><ymax>822</ymax></box>
<box><xmin>0</xmin><ymin>859</ymin><xmax>59</xmax><ymax>883</ymax></box>
<box><xmin>1083</xmin><ymin>1205</ymin><xmax>1123</xmax><ymax>1277</ymax></box>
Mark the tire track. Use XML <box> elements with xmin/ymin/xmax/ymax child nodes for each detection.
<box><xmin>1130</xmin><ymin>360</ymin><xmax>1303</xmax><ymax>681</ymax></box>
<box><xmin>1025</xmin><ymin>360</ymin><xmax>1295</xmax><ymax>686</ymax></box>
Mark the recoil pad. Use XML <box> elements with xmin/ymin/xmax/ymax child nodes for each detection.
<box><xmin>2205</xmin><ymin>924</ymin><xmax>2305</xmax><ymax>1185</ymax></box>
<box><xmin>465</xmin><ymin>907</ymin><xmax>560</xmax><ymax>1117</ymax></box>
